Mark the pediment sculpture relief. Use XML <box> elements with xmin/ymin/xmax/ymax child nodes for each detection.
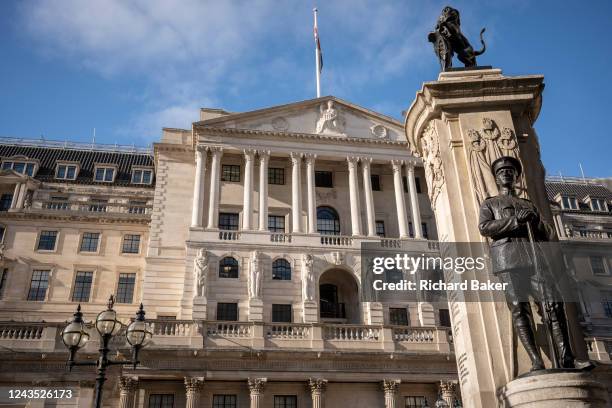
<box><xmin>315</xmin><ymin>100</ymin><xmax>346</xmax><ymax>135</ymax></box>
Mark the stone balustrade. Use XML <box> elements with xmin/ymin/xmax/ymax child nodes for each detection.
<box><xmin>0</xmin><ymin>323</ymin><xmax>58</xmax><ymax>352</ymax></box>
<box><xmin>28</xmin><ymin>199</ymin><xmax>152</xmax><ymax>218</ymax></box>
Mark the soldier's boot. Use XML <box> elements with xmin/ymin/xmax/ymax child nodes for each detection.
<box><xmin>515</xmin><ymin>317</ymin><xmax>545</xmax><ymax>371</ymax></box>
<box><xmin>549</xmin><ymin>304</ymin><xmax>596</xmax><ymax>371</ymax></box>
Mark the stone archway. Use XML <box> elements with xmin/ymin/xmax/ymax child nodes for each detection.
<box><xmin>318</xmin><ymin>268</ymin><xmax>360</xmax><ymax>324</ymax></box>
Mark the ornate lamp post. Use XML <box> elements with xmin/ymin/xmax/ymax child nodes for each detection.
<box><xmin>61</xmin><ymin>295</ymin><xmax>152</xmax><ymax>408</ymax></box>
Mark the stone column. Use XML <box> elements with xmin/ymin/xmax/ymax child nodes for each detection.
<box><xmin>309</xmin><ymin>378</ymin><xmax>328</xmax><ymax>408</ymax></box>
<box><xmin>439</xmin><ymin>381</ymin><xmax>457</xmax><ymax>407</ymax></box>
<box><xmin>361</xmin><ymin>157</ymin><xmax>377</xmax><ymax>237</ymax></box>
<box><xmin>290</xmin><ymin>152</ymin><xmax>303</xmax><ymax>233</ymax></box>
<box><xmin>382</xmin><ymin>379</ymin><xmax>400</xmax><ymax>408</ymax></box>
<box><xmin>191</xmin><ymin>146</ymin><xmax>208</xmax><ymax>227</ymax></box>
<box><xmin>347</xmin><ymin>156</ymin><xmax>362</xmax><ymax>236</ymax></box>
<box><xmin>405</xmin><ymin>162</ymin><xmax>423</xmax><ymax>239</ymax></box>
<box><xmin>391</xmin><ymin>160</ymin><xmax>408</xmax><ymax>238</ymax></box>
<box><xmin>184</xmin><ymin>377</ymin><xmax>205</xmax><ymax>408</ymax></box>
<box><xmin>242</xmin><ymin>149</ymin><xmax>256</xmax><ymax>230</ymax></box>
<box><xmin>258</xmin><ymin>150</ymin><xmax>270</xmax><ymax>231</ymax></box>
<box><xmin>10</xmin><ymin>183</ymin><xmax>21</xmax><ymax>209</ymax></box>
<box><xmin>248</xmin><ymin>378</ymin><xmax>267</xmax><ymax>408</ymax></box>
<box><xmin>15</xmin><ymin>183</ymin><xmax>28</xmax><ymax>209</ymax></box>
<box><xmin>207</xmin><ymin>147</ymin><xmax>223</xmax><ymax>229</ymax></box>
<box><xmin>118</xmin><ymin>377</ymin><xmax>138</xmax><ymax>408</ymax></box>
<box><xmin>305</xmin><ymin>153</ymin><xmax>317</xmax><ymax>234</ymax></box>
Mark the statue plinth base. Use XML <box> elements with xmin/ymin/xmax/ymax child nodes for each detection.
<box><xmin>248</xmin><ymin>298</ymin><xmax>263</xmax><ymax>322</ymax></box>
<box><xmin>303</xmin><ymin>301</ymin><xmax>318</xmax><ymax>323</ymax></box>
<box><xmin>498</xmin><ymin>371</ymin><xmax>609</xmax><ymax>407</ymax></box>
<box><xmin>192</xmin><ymin>296</ymin><xmax>207</xmax><ymax>320</ymax></box>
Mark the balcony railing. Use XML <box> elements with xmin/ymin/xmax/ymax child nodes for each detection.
<box><xmin>320</xmin><ymin>235</ymin><xmax>353</xmax><ymax>247</ymax></box>
<box><xmin>29</xmin><ymin>199</ymin><xmax>152</xmax><ymax>218</ymax></box>
<box><xmin>565</xmin><ymin>229</ymin><xmax>612</xmax><ymax>240</ymax></box>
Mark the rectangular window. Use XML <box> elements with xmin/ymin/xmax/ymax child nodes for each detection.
<box><xmin>219</xmin><ymin>213</ymin><xmax>239</xmax><ymax>230</ymax></box>
<box><xmin>421</xmin><ymin>223</ymin><xmax>429</xmax><ymax>239</ymax></box>
<box><xmin>590</xmin><ymin>256</ymin><xmax>608</xmax><ymax>275</ymax></box>
<box><xmin>132</xmin><ymin>168</ymin><xmax>154</xmax><ymax>184</ymax></box>
<box><xmin>213</xmin><ymin>395</ymin><xmax>237</xmax><ymax>408</ymax></box>
<box><xmin>221</xmin><ymin>164</ymin><xmax>240</xmax><ymax>182</ymax></box>
<box><xmin>2</xmin><ymin>161</ymin><xmax>36</xmax><ymax>176</ymax></box>
<box><xmin>80</xmin><ymin>232</ymin><xmax>100</xmax><ymax>252</ymax></box>
<box><xmin>27</xmin><ymin>270</ymin><xmax>49</xmax><ymax>301</ymax></box>
<box><xmin>217</xmin><ymin>303</ymin><xmax>238</xmax><ymax>321</ymax></box>
<box><xmin>268</xmin><ymin>168</ymin><xmax>285</xmax><ymax>185</ymax></box>
<box><xmin>390</xmin><ymin>308</ymin><xmax>409</xmax><ymax>326</ymax></box>
<box><xmin>272</xmin><ymin>304</ymin><xmax>292</xmax><ymax>323</ymax></box>
<box><xmin>315</xmin><ymin>171</ymin><xmax>333</xmax><ymax>188</ymax></box>
<box><xmin>561</xmin><ymin>196</ymin><xmax>578</xmax><ymax>210</ymax></box>
<box><xmin>0</xmin><ymin>268</ymin><xmax>8</xmax><ymax>299</ymax></box>
<box><xmin>116</xmin><ymin>273</ymin><xmax>136</xmax><ymax>303</ymax></box>
<box><xmin>148</xmin><ymin>394</ymin><xmax>174</xmax><ymax>408</ymax></box>
<box><xmin>439</xmin><ymin>309</ymin><xmax>451</xmax><ymax>327</ymax></box>
<box><xmin>268</xmin><ymin>215</ymin><xmax>286</xmax><ymax>233</ymax></box>
<box><xmin>376</xmin><ymin>220</ymin><xmax>386</xmax><ymax>237</ymax></box>
<box><xmin>94</xmin><ymin>166</ymin><xmax>115</xmax><ymax>182</ymax></box>
<box><xmin>0</xmin><ymin>194</ymin><xmax>13</xmax><ymax>211</ymax></box>
<box><xmin>591</xmin><ymin>198</ymin><xmax>607</xmax><ymax>212</ymax></box>
<box><xmin>122</xmin><ymin>234</ymin><xmax>141</xmax><ymax>254</ymax></box>
<box><xmin>602</xmin><ymin>291</ymin><xmax>612</xmax><ymax>319</ymax></box>
<box><xmin>72</xmin><ymin>271</ymin><xmax>93</xmax><ymax>302</ymax></box>
<box><xmin>37</xmin><ymin>230</ymin><xmax>58</xmax><ymax>251</ymax></box>
<box><xmin>56</xmin><ymin>164</ymin><xmax>78</xmax><ymax>180</ymax></box>
<box><xmin>274</xmin><ymin>396</ymin><xmax>297</xmax><ymax>408</ymax></box>
<box><xmin>371</xmin><ymin>175</ymin><xmax>381</xmax><ymax>191</ymax></box>
<box><xmin>405</xmin><ymin>396</ymin><xmax>427</xmax><ymax>408</ymax></box>
<box><xmin>415</xmin><ymin>177</ymin><xmax>422</xmax><ymax>194</ymax></box>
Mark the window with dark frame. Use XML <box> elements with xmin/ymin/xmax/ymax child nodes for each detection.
<box><xmin>274</xmin><ymin>395</ymin><xmax>297</xmax><ymax>408</ymax></box>
<box><xmin>0</xmin><ymin>268</ymin><xmax>8</xmax><ymax>299</ymax></box>
<box><xmin>132</xmin><ymin>168</ymin><xmax>154</xmax><ymax>184</ymax></box>
<box><xmin>272</xmin><ymin>304</ymin><xmax>292</xmax><ymax>323</ymax></box>
<box><xmin>272</xmin><ymin>259</ymin><xmax>291</xmax><ymax>280</ymax></box>
<box><xmin>439</xmin><ymin>309</ymin><xmax>451</xmax><ymax>327</ymax></box>
<box><xmin>94</xmin><ymin>167</ymin><xmax>115</xmax><ymax>182</ymax></box>
<box><xmin>56</xmin><ymin>164</ymin><xmax>78</xmax><ymax>180</ymax></box>
<box><xmin>315</xmin><ymin>171</ymin><xmax>333</xmax><ymax>188</ymax></box>
<box><xmin>317</xmin><ymin>206</ymin><xmax>340</xmax><ymax>235</ymax></box>
<box><xmin>385</xmin><ymin>269</ymin><xmax>403</xmax><ymax>284</ymax></box>
<box><xmin>80</xmin><ymin>232</ymin><xmax>100</xmax><ymax>252</ymax></box>
<box><xmin>27</xmin><ymin>270</ymin><xmax>49</xmax><ymax>301</ymax></box>
<box><xmin>213</xmin><ymin>394</ymin><xmax>237</xmax><ymax>408</ymax></box>
<box><xmin>116</xmin><ymin>273</ymin><xmax>136</xmax><ymax>303</ymax></box>
<box><xmin>72</xmin><ymin>271</ymin><xmax>93</xmax><ymax>302</ymax></box>
<box><xmin>148</xmin><ymin>394</ymin><xmax>174</xmax><ymax>408</ymax></box>
<box><xmin>219</xmin><ymin>257</ymin><xmax>239</xmax><ymax>278</ymax></box>
<box><xmin>216</xmin><ymin>302</ymin><xmax>238</xmax><ymax>321</ymax></box>
<box><xmin>421</xmin><ymin>222</ymin><xmax>429</xmax><ymax>239</ymax></box>
<box><xmin>371</xmin><ymin>174</ymin><xmax>381</xmax><ymax>191</ymax></box>
<box><xmin>390</xmin><ymin>308</ymin><xmax>409</xmax><ymax>326</ymax></box>
<box><xmin>2</xmin><ymin>161</ymin><xmax>36</xmax><ymax>176</ymax></box>
<box><xmin>375</xmin><ymin>220</ymin><xmax>386</xmax><ymax>237</ymax></box>
<box><xmin>122</xmin><ymin>234</ymin><xmax>141</xmax><ymax>254</ymax></box>
<box><xmin>405</xmin><ymin>396</ymin><xmax>428</xmax><ymax>408</ymax></box>
<box><xmin>221</xmin><ymin>164</ymin><xmax>240</xmax><ymax>182</ymax></box>
<box><xmin>268</xmin><ymin>167</ymin><xmax>285</xmax><ymax>185</ymax></box>
<box><xmin>0</xmin><ymin>194</ymin><xmax>12</xmax><ymax>211</ymax></box>
<box><xmin>37</xmin><ymin>231</ymin><xmax>58</xmax><ymax>251</ymax></box>
<box><xmin>268</xmin><ymin>215</ymin><xmax>285</xmax><ymax>233</ymax></box>
<box><xmin>602</xmin><ymin>291</ymin><xmax>612</xmax><ymax>318</ymax></box>
<box><xmin>590</xmin><ymin>256</ymin><xmax>608</xmax><ymax>275</ymax></box>
<box><xmin>219</xmin><ymin>213</ymin><xmax>240</xmax><ymax>230</ymax></box>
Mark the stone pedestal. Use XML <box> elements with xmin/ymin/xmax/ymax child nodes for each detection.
<box><xmin>417</xmin><ymin>302</ymin><xmax>436</xmax><ymax>326</ymax></box>
<box><xmin>303</xmin><ymin>300</ymin><xmax>318</xmax><ymax>323</ymax></box>
<box><xmin>192</xmin><ymin>296</ymin><xmax>207</xmax><ymax>320</ymax></box>
<box><xmin>498</xmin><ymin>372</ymin><xmax>609</xmax><ymax>407</ymax></box>
<box><xmin>248</xmin><ymin>299</ymin><xmax>263</xmax><ymax>321</ymax></box>
<box><xmin>404</xmin><ymin>67</ymin><xmax>588</xmax><ymax>406</ymax></box>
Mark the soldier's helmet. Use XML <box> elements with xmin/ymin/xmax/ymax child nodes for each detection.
<box><xmin>491</xmin><ymin>156</ymin><xmax>522</xmax><ymax>177</ymax></box>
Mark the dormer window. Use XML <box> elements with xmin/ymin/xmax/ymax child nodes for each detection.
<box><xmin>93</xmin><ymin>165</ymin><xmax>117</xmax><ymax>183</ymax></box>
<box><xmin>1</xmin><ymin>160</ymin><xmax>37</xmax><ymax>176</ymax></box>
<box><xmin>588</xmin><ymin>197</ymin><xmax>608</xmax><ymax>212</ymax></box>
<box><xmin>55</xmin><ymin>162</ymin><xmax>79</xmax><ymax>180</ymax></box>
<box><xmin>561</xmin><ymin>195</ymin><xmax>578</xmax><ymax>210</ymax></box>
<box><xmin>131</xmin><ymin>167</ymin><xmax>153</xmax><ymax>185</ymax></box>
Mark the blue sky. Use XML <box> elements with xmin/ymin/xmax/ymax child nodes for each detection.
<box><xmin>0</xmin><ymin>0</ymin><xmax>610</xmax><ymax>177</ymax></box>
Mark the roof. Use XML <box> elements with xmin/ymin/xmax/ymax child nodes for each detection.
<box><xmin>545</xmin><ymin>179</ymin><xmax>612</xmax><ymax>202</ymax></box>
<box><xmin>0</xmin><ymin>139</ymin><xmax>155</xmax><ymax>188</ymax></box>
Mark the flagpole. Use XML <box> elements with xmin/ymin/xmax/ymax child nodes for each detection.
<box><xmin>314</xmin><ymin>8</ymin><xmax>321</xmax><ymax>98</ymax></box>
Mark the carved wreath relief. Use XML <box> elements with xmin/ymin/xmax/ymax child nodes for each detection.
<box><xmin>466</xmin><ymin>117</ymin><xmax>526</xmax><ymax>204</ymax></box>
<box><xmin>421</xmin><ymin>121</ymin><xmax>445</xmax><ymax>210</ymax></box>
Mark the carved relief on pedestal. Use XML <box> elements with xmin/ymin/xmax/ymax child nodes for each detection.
<box><xmin>193</xmin><ymin>248</ymin><xmax>208</xmax><ymax>298</ymax></box>
<box><xmin>248</xmin><ymin>250</ymin><xmax>263</xmax><ymax>300</ymax></box>
<box><xmin>302</xmin><ymin>254</ymin><xmax>315</xmax><ymax>302</ymax></box>
<box><xmin>315</xmin><ymin>100</ymin><xmax>346</xmax><ymax>135</ymax></box>
<box><xmin>466</xmin><ymin>117</ymin><xmax>526</xmax><ymax>204</ymax></box>
<box><xmin>421</xmin><ymin>121</ymin><xmax>445</xmax><ymax>210</ymax></box>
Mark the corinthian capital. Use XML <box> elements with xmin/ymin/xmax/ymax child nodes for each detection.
<box><xmin>309</xmin><ymin>378</ymin><xmax>328</xmax><ymax>394</ymax></box>
<box><xmin>289</xmin><ymin>152</ymin><xmax>303</xmax><ymax>164</ymax></box>
<box><xmin>244</xmin><ymin>149</ymin><xmax>256</xmax><ymax>160</ymax></box>
<box><xmin>303</xmin><ymin>153</ymin><xmax>317</xmax><ymax>164</ymax></box>
<box><xmin>119</xmin><ymin>376</ymin><xmax>139</xmax><ymax>393</ymax></box>
<box><xmin>184</xmin><ymin>377</ymin><xmax>204</xmax><ymax>393</ymax></box>
<box><xmin>248</xmin><ymin>378</ymin><xmax>267</xmax><ymax>394</ymax></box>
<box><xmin>391</xmin><ymin>160</ymin><xmax>404</xmax><ymax>173</ymax></box>
<box><xmin>382</xmin><ymin>379</ymin><xmax>401</xmax><ymax>394</ymax></box>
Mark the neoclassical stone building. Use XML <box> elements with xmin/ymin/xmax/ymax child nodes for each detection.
<box><xmin>0</xmin><ymin>97</ymin><xmax>459</xmax><ymax>407</ymax></box>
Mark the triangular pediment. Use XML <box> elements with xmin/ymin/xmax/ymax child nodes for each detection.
<box><xmin>196</xmin><ymin>96</ymin><xmax>405</xmax><ymax>142</ymax></box>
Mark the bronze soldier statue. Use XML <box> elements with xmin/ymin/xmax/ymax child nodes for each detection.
<box><xmin>478</xmin><ymin>156</ymin><xmax>592</xmax><ymax>372</ymax></box>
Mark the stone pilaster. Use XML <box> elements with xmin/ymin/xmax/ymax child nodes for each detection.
<box><xmin>206</xmin><ymin>147</ymin><xmax>223</xmax><ymax>229</ymax></box>
<box><xmin>290</xmin><ymin>152</ymin><xmax>303</xmax><ymax>233</ymax></box>
<box><xmin>184</xmin><ymin>377</ymin><xmax>204</xmax><ymax>408</ymax></box>
<box><xmin>191</xmin><ymin>146</ymin><xmax>207</xmax><ymax>227</ymax></box>
<box><xmin>248</xmin><ymin>377</ymin><xmax>267</xmax><ymax>408</ymax></box>
<box><xmin>309</xmin><ymin>378</ymin><xmax>328</xmax><ymax>408</ymax></box>
<box><xmin>382</xmin><ymin>379</ymin><xmax>401</xmax><ymax>408</ymax></box>
<box><xmin>242</xmin><ymin>149</ymin><xmax>256</xmax><ymax>230</ymax></box>
<box><xmin>118</xmin><ymin>376</ymin><xmax>138</xmax><ymax>408</ymax></box>
<box><xmin>391</xmin><ymin>160</ymin><xmax>408</xmax><ymax>238</ymax></box>
<box><xmin>347</xmin><ymin>156</ymin><xmax>362</xmax><ymax>236</ymax></box>
<box><xmin>258</xmin><ymin>150</ymin><xmax>270</xmax><ymax>231</ymax></box>
<box><xmin>305</xmin><ymin>153</ymin><xmax>317</xmax><ymax>234</ymax></box>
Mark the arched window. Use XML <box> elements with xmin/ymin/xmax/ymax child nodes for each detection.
<box><xmin>317</xmin><ymin>206</ymin><xmax>340</xmax><ymax>235</ymax></box>
<box><xmin>219</xmin><ymin>257</ymin><xmax>239</xmax><ymax>278</ymax></box>
<box><xmin>272</xmin><ymin>259</ymin><xmax>291</xmax><ymax>280</ymax></box>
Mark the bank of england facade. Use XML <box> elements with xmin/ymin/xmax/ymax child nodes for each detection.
<box><xmin>0</xmin><ymin>94</ymin><xmax>610</xmax><ymax>407</ymax></box>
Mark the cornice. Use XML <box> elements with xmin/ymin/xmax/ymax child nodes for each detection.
<box><xmin>2</xmin><ymin>211</ymin><xmax>151</xmax><ymax>225</ymax></box>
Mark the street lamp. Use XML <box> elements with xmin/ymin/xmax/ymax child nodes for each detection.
<box><xmin>61</xmin><ymin>295</ymin><xmax>152</xmax><ymax>408</ymax></box>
